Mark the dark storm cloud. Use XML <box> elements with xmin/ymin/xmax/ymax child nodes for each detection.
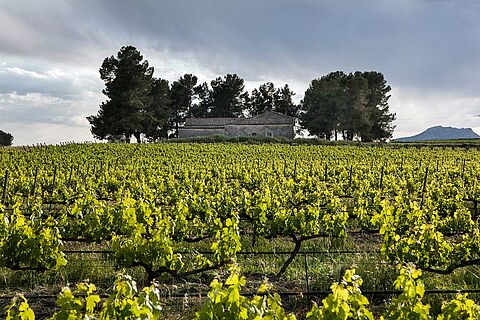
<box><xmin>71</xmin><ymin>0</ymin><xmax>480</xmax><ymax>91</ymax></box>
<box><xmin>0</xmin><ymin>0</ymin><xmax>479</xmax><ymax>144</ymax></box>
<box><xmin>2</xmin><ymin>0</ymin><xmax>479</xmax><ymax>88</ymax></box>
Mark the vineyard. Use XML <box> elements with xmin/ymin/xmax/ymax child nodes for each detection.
<box><xmin>1</xmin><ymin>142</ymin><xmax>480</xmax><ymax>318</ymax></box>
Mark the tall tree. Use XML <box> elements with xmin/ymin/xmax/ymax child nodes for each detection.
<box><xmin>360</xmin><ymin>71</ymin><xmax>395</xmax><ymax>141</ymax></box>
<box><xmin>170</xmin><ymin>74</ymin><xmax>198</xmax><ymax>137</ymax></box>
<box><xmin>300</xmin><ymin>72</ymin><xmax>347</xmax><ymax>140</ymax></box>
<box><xmin>339</xmin><ymin>73</ymin><xmax>369</xmax><ymax>140</ymax></box>
<box><xmin>274</xmin><ymin>84</ymin><xmax>298</xmax><ymax>117</ymax></box>
<box><xmin>189</xmin><ymin>82</ymin><xmax>212</xmax><ymax>118</ymax></box>
<box><xmin>249</xmin><ymin>82</ymin><xmax>277</xmax><ymax>116</ymax></box>
<box><xmin>0</xmin><ymin>130</ymin><xmax>13</xmax><ymax>146</ymax></box>
<box><xmin>209</xmin><ymin>74</ymin><xmax>248</xmax><ymax>118</ymax></box>
<box><xmin>249</xmin><ymin>83</ymin><xmax>298</xmax><ymax>117</ymax></box>
<box><xmin>144</xmin><ymin>78</ymin><xmax>172</xmax><ymax>141</ymax></box>
<box><xmin>87</xmin><ymin>46</ymin><xmax>154</xmax><ymax>143</ymax></box>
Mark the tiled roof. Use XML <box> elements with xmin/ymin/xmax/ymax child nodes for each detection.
<box><xmin>184</xmin><ymin>111</ymin><xmax>294</xmax><ymax>127</ymax></box>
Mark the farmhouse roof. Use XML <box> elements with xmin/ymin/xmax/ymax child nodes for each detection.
<box><xmin>184</xmin><ymin>111</ymin><xmax>294</xmax><ymax>127</ymax></box>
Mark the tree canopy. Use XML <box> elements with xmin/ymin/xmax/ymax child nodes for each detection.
<box><xmin>301</xmin><ymin>71</ymin><xmax>395</xmax><ymax>141</ymax></box>
<box><xmin>209</xmin><ymin>74</ymin><xmax>249</xmax><ymax>118</ymax></box>
<box><xmin>0</xmin><ymin>130</ymin><xmax>13</xmax><ymax>146</ymax></box>
<box><xmin>170</xmin><ymin>74</ymin><xmax>198</xmax><ymax>138</ymax></box>
<box><xmin>144</xmin><ymin>78</ymin><xmax>172</xmax><ymax>141</ymax></box>
<box><xmin>248</xmin><ymin>83</ymin><xmax>298</xmax><ymax>117</ymax></box>
<box><xmin>189</xmin><ymin>82</ymin><xmax>212</xmax><ymax>118</ymax></box>
<box><xmin>249</xmin><ymin>82</ymin><xmax>276</xmax><ymax>116</ymax></box>
<box><xmin>87</xmin><ymin>46</ymin><xmax>154</xmax><ymax>143</ymax></box>
<box><xmin>274</xmin><ymin>84</ymin><xmax>298</xmax><ymax>117</ymax></box>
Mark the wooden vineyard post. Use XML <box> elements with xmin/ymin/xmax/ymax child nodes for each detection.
<box><xmin>31</xmin><ymin>167</ymin><xmax>39</xmax><ymax>197</ymax></box>
<box><xmin>68</xmin><ymin>165</ymin><xmax>74</xmax><ymax>184</ymax></box>
<box><xmin>420</xmin><ymin>166</ymin><xmax>429</xmax><ymax>209</ymax></box>
<box><xmin>49</xmin><ymin>166</ymin><xmax>57</xmax><ymax>210</ymax></box>
<box><xmin>2</xmin><ymin>169</ymin><xmax>8</xmax><ymax>202</ymax></box>
<box><xmin>51</xmin><ymin>166</ymin><xmax>57</xmax><ymax>195</ymax></box>
<box><xmin>348</xmin><ymin>165</ymin><xmax>353</xmax><ymax>191</ymax></box>
<box><xmin>75</xmin><ymin>164</ymin><xmax>80</xmax><ymax>191</ymax></box>
<box><xmin>304</xmin><ymin>253</ymin><xmax>310</xmax><ymax>294</ymax></box>
<box><xmin>379</xmin><ymin>166</ymin><xmax>384</xmax><ymax>190</ymax></box>
<box><xmin>294</xmin><ymin>160</ymin><xmax>297</xmax><ymax>182</ymax></box>
<box><xmin>324</xmin><ymin>163</ymin><xmax>328</xmax><ymax>182</ymax></box>
<box><xmin>99</xmin><ymin>162</ymin><xmax>104</xmax><ymax>182</ymax></box>
<box><xmin>84</xmin><ymin>164</ymin><xmax>89</xmax><ymax>184</ymax></box>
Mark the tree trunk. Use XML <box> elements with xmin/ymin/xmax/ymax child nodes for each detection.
<box><xmin>134</xmin><ymin>132</ymin><xmax>141</xmax><ymax>143</ymax></box>
<box><xmin>276</xmin><ymin>234</ymin><xmax>302</xmax><ymax>277</ymax></box>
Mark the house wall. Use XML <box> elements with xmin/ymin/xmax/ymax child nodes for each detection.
<box><xmin>225</xmin><ymin>124</ymin><xmax>294</xmax><ymax>139</ymax></box>
<box><xmin>178</xmin><ymin>127</ymin><xmax>225</xmax><ymax>138</ymax></box>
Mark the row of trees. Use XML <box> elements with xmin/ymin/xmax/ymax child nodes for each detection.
<box><xmin>87</xmin><ymin>46</ymin><xmax>395</xmax><ymax>142</ymax></box>
<box><xmin>87</xmin><ymin>46</ymin><xmax>297</xmax><ymax>142</ymax></box>
<box><xmin>0</xmin><ymin>130</ymin><xmax>13</xmax><ymax>146</ymax></box>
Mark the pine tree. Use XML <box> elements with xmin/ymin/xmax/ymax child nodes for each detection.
<box><xmin>170</xmin><ymin>74</ymin><xmax>198</xmax><ymax>137</ymax></box>
<box><xmin>144</xmin><ymin>78</ymin><xmax>172</xmax><ymax>141</ymax></box>
<box><xmin>249</xmin><ymin>82</ymin><xmax>277</xmax><ymax>116</ymax></box>
<box><xmin>301</xmin><ymin>71</ymin><xmax>395</xmax><ymax>141</ymax></box>
<box><xmin>87</xmin><ymin>46</ymin><xmax>154</xmax><ymax>143</ymax></box>
<box><xmin>209</xmin><ymin>74</ymin><xmax>249</xmax><ymax>118</ymax></box>
<box><xmin>274</xmin><ymin>84</ymin><xmax>298</xmax><ymax>117</ymax></box>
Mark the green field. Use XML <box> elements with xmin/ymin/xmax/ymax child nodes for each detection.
<box><xmin>1</xmin><ymin>142</ymin><xmax>480</xmax><ymax>318</ymax></box>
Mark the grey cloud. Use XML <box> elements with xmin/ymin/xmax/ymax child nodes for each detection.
<box><xmin>2</xmin><ymin>0</ymin><xmax>479</xmax><ymax>90</ymax></box>
<box><xmin>0</xmin><ymin>61</ymin><xmax>103</xmax><ymax>131</ymax></box>
<box><xmin>64</xmin><ymin>0</ymin><xmax>480</xmax><ymax>92</ymax></box>
<box><xmin>0</xmin><ymin>91</ymin><xmax>99</xmax><ymax>127</ymax></box>
<box><xmin>0</xmin><ymin>65</ymin><xmax>87</xmax><ymax>98</ymax></box>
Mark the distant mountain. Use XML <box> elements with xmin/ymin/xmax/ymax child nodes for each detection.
<box><xmin>396</xmin><ymin>126</ymin><xmax>480</xmax><ymax>142</ymax></box>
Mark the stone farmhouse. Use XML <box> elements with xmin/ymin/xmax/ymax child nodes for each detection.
<box><xmin>178</xmin><ymin>111</ymin><xmax>295</xmax><ymax>139</ymax></box>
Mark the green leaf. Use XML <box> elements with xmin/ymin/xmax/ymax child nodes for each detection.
<box><xmin>86</xmin><ymin>294</ymin><xmax>101</xmax><ymax>313</ymax></box>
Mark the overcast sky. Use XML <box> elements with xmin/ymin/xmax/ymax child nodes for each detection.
<box><xmin>0</xmin><ymin>0</ymin><xmax>479</xmax><ymax>145</ymax></box>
